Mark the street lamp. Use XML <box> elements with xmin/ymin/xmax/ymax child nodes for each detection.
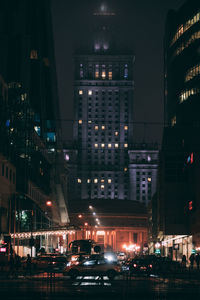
<box><xmin>46</xmin><ymin>200</ymin><xmax>52</xmax><ymax>207</ymax></box>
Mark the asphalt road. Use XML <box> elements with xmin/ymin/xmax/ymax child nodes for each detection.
<box><xmin>1</xmin><ymin>274</ymin><xmax>200</xmax><ymax>300</ymax></box>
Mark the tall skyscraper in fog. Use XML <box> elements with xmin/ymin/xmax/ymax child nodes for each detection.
<box><xmin>69</xmin><ymin>3</ymin><xmax>135</xmax><ymax>201</ymax></box>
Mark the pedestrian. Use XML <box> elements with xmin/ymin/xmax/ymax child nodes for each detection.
<box><xmin>26</xmin><ymin>254</ymin><xmax>32</xmax><ymax>276</ymax></box>
<box><xmin>189</xmin><ymin>253</ymin><xmax>195</xmax><ymax>269</ymax></box>
<box><xmin>195</xmin><ymin>253</ymin><xmax>200</xmax><ymax>270</ymax></box>
<box><xmin>182</xmin><ymin>255</ymin><xmax>186</xmax><ymax>268</ymax></box>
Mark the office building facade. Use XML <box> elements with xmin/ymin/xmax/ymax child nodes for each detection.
<box><xmin>0</xmin><ymin>0</ymin><xmax>69</xmax><ymax>253</ymax></box>
<box><xmin>157</xmin><ymin>0</ymin><xmax>200</xmax><ymax>260</ymax></box>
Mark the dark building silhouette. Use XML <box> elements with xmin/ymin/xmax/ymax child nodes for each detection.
<box><xmin>157</xmin><ymin>0</ymin><xmax>200</xmax><ymax>260</ymax></box>
<box><xmin>0</xmin><ymin>0</ymin><xmax>69</xmax><ymax>252</ymax></box>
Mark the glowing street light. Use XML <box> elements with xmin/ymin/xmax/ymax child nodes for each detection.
<box><xmin>46</xmin><ymin>200</ymin><xmax>52</xmax><ymax>207</ymax></box>
<box><xmin>155</xmin><ymin>242</ymin><xmax>161</xmax><ymax>249</ymax></box>
<box><xmin>89</xmin><ymin>205</ymin><xmax>93</xmax><ymax>209</ymax></box>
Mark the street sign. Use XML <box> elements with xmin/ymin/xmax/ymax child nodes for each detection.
<box><xmin>155</xmin><ymin>249</ymin><xmax>161</xmax><ymax>254</ymax></box>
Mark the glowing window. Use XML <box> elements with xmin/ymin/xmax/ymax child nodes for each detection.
<box><xmin>124</xmin><ymin>143</ymin><xmax>128</xmax><ymax>148</ymax></box>
<box><xmin>77</xmin><ymin>178</ymin><xmax>81</xmax><ymax>183</ymax></box>
<box><xmin>115</xmin><ymin>131</ymin><xmax>118</xmax><ymax>136</ymax></box>
<box><xmin>95</xmin><ymin>71</ymin><xmax>99</xmax><ymax>78</ymax></box>
<box><xmin>171</xmin><ymin>12</ymin><xmax>200</xmax><ymax>46</ymax></box>
<box><xmin>88</xmin><ymin>90</ymin><xmax>92</xmax><ymax>95</ymax></box>
<box><xmin>95</xmin><ymin>126</ymin><xmax>99</xmax><ymax>130</ymax></box>
<box><xmin>108</xmin><ymin>144</ymin><xmax>112</xmax><ymax>148</ymax></box>
<box><xmin>30</xmin><ymin>49</ymin><xmax>38</xmax><ymax>59</ymax></box>
<box><xmin>102</xmin><ymin>125</ymin><xmax>105</xmax><ymax>130</ymax></box>
<box><xmin>108</xmin><ymin>179</ymin><xmax>112</xmax><ymax>183</ymax></box>
<box><xmin>94</xmin><ymin>144</ymin><xmax>98</xmax><ymax>148</ymax></box>
<box><xmin>108</xmin><ymin>71</ymin><xmax>112</xmax><ymax>80</ymax></box>
<box><xmin>78</xmin><ymin>120</ymin><xmax>82</xmax><ymax>124</ymax></box>
<box><xmin>101</xmin><ymin>179</ymin><xmax>104</xmax><ymax>183</ymax></box>
<box><xmin>185</xmin><ymin>64</ymin><xmax>200</xmax><ymax>82</ymax></box>
<box><xmin>124</xmin><ymin>67</ymin><xmax>128</xmax><ymax>79</ymax></box>
<box><xmin>87</xmin><ymin>179</ymin><xmax>91</xmax><ymax>183</ymax></box>
<box><xmin>124</xmin><ymin>167</ymin><xmax>128</xmax><ymax>172</ymax></box>
<box><xmin>21</xmin><ymin>93</ymin><xmax>27</xmax><ymax>101</ymax></box>
<box><xmin>147</xmin><ymin>155</ymin><xmax>151</xmax><ymax>162</ymax></box>
<box><xmin>102</xmin><ymin>71</ymin><xmax>106</xmax><ymax>79</ymax></box>
<box><xmin>101</xmin><ymin>143</ymin><xmax>105</xmax><ymax>148</ymax></box>
<box><xmin>124</xmin><ymin>126</ymin><xmax>128</xmax><ymax>130</ymax></box>
<box><xmin>79</xmin><ymin>90</ymin><xmax>83</xmax><ymax>95</ymax></box>
<box><xmin>148</xmin><ymin>177</ymin><xmax>152</xmax><ymax>182</ymax></box>
<box><xmin>94</xmin><ymin>178</ymin><xmax>98</xmax><ymax>183</ymax></box>
<box><xmin>115</xmin><ymin>143</ymin><xmax>119</xmax><ymax>148</ymax></box>
<box><xmin>101</xmin><ymin>185</ymin><xmax>104</xmax><ymax>190</ymax></box>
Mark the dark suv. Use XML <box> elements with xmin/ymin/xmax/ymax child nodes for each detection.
<box><xmin>126</xmin><ymin>258</ymin><xmax>153</xmax><ymax>276</ymax></box>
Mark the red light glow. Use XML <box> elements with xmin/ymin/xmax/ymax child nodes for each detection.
<box><xmin>46</xmin><ymin>200</ymin><xmax>52</xmax><ymax>207</ymax></box>
<box><xmin>191</xmin><ymin>153</ymin><xmax>194</xmax><ymax>164</ymax></box>
<box><xmin>189</xmin><ymin>201</ymin><xmax>193</xmax><ymax>211</ymax></box>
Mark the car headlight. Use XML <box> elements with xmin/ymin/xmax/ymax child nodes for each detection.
<box><xmin>66</xmin><ymin>262</ymin><xmax>71</xmax><ymax>267</ymax></box>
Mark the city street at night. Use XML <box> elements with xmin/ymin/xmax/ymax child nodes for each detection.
<box><xmin>1</xmin><ymin>273</ymin><xmax>200</xmax><ymax>300</ymax></box>
<box><xmin>1</xmin><ymin>0</ymin><xmax>200</xmax><ymax>299</ymax></box>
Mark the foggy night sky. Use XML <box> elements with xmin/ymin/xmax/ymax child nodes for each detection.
<box><xmin>51</xmin><ymin>0</ymin><xmax>185</xmax><ymax>146</ymax></box>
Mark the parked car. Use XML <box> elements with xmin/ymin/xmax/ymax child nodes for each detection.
<box><xmin>63</xmin><ymin>257</ymin><xmax>121</xmax><ymax>280</ymax></box>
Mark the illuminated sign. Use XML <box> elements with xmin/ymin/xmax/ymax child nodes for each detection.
<box><xmin>0</xmin><ymin>248</ymin><xmax>6</xmax><ymax>253</ymax></box>
<box><xmin>155</xmin><ymin>249</ymin><xmax>161</xmax><ymax>254</ymax></box>
<box><xmin>96</xmin><ymin>231</ymin><xmax>105</xmax><ymax>235</ymax></box>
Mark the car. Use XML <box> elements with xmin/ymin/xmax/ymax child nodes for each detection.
<box><xmin>63</xmin><ymin>257</ymin><xmax>121</xmax><ymax>280</ymax></box>
<box><xmin>149</xmin><ymin>256</ymin><xmax>181</xmax><ymax>274</ymax></box>
<box><xmin>31</xmin><ymin>255</ymin><xmax>68</xmax><ymax>273</ymax></box>
<box><xmin>126</xmin><ymin>258</ymin><xmax>153</xmax><ymax>276</ymax></box>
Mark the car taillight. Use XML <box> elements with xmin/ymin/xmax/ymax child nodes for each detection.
<box><xmin>133</xmin><ymin>264</ymin><xmax>137</xmax><ymax>268</ymax></box>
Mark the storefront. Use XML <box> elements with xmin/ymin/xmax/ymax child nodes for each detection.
<box><xmin>160</xmin><ymin>235</ymin><xmax>193</xmax><ymax>261</ymax></box>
